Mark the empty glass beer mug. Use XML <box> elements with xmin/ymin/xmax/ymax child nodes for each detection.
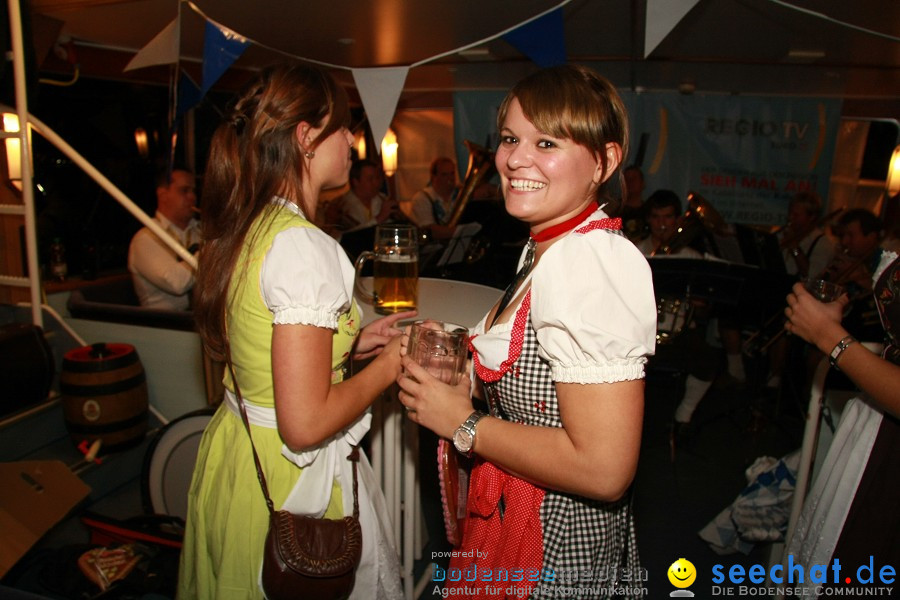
<box><xmin>408</xmin><ymin>320</ymin><xmax>468</xmax><ymax>385</ymax></box>
<box><xmin>354</xmin><ymin>224</ymin><xmax>418</xmax><ymax>314</ymax></box>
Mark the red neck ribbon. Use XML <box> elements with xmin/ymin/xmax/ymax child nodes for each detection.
<box><xmin>530</xmin><ymin>201</ymin><xmax>599</xmax><ymax>243</ymax></box>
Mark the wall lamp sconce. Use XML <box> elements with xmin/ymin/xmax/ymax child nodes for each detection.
<box><xmin>381</xmin><ymin>128</ymin><xmax>398</xmax><ymax>177</ymax></box>
<box><xmin>2</xmin><ymin>113</ymin><xmax>26</xmax><ymax>191</ymax></box>
<box><xmin>887</xmin><ymin>145</ymin><xmax>900</xmax><ymax>198</ymax></box>
<box><xmin>354</xmin><ymin>129</ymin><xmax>367</xmax><ymax>160</ymax></box>
<box><xmin>134</xmin><ymin>127</ymin><xmax>150</xmax><ymax>159</ymax></box>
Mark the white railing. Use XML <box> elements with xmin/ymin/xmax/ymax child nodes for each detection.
<box><xmin>4</xmin><ymin>0</ymin><xmax>196</xmax><ymax>329</ymax></box>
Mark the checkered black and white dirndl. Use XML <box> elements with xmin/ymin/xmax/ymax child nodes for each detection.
<box><xmin>483</xmin><ymin>311</ymin><xmax>641</xmax><ymax>599</ymax></box>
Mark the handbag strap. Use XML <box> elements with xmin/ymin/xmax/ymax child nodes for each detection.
<box><xmin>225</xmin><ymin>342</ymin><xmax>360</xmax><ymax>520</ymax></box>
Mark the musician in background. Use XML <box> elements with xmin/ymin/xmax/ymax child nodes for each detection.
<box><xmin>827</xmin><ymin>208</ymin><xmax>884</xmax><ymax>344</ymax></box>
<box><xmin>400</xmin><ymin>156</ymin><xmax>459</xmax><ymax>240</ymax></box>
<box><xmin>779</xmin><ymin>191</ymin><xmax>836</xmax><ymax>281</ymax></box>
<box><xmin>640</xmin><ymin>190</ymin><xmax>719</xmax><ymax>439</ymax></box>
<box><xmin>761</xmin><ymin>193</ymin><xmax>837</xmax><ymax>389</ymax></box>
<box><xmin>637</xmin><ymin>189</ymin><xmax>701</xmax><ymax>257</ymax></box>
<box><xmin>322</xmin><ymin>159</ymin><xmax>399</xmax><ymax>234</ymax></box>
<box><xmin>771</xmin><ymin>208</ymin><xmax>885</xmax><ymax>394</ymax></box>
<box><xmin>128</xmin><ymin>166</ymin><xmax>200</xmax><ymax>310</ymax></box>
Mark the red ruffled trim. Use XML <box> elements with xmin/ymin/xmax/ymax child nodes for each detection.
<box><xmin>575</xmin><ymin>216</ymin><xmax>622</xmax><ymax>234</ymax></box>
<box><xmin>471</xmin><ymin>215</ymin><xmax>618</xmax><ymax>384</ymax></box>
<box><xmin>471</xmin><ymin>291</ymin><xmax>531</xmax><ymax>383</ymax></box>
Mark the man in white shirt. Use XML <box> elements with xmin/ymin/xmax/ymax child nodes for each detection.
<box><xmin>636</xmin><ymin>189</ymin><xmax>701</xmax><ymax>258</ymax></box>
<box><xmin>400</xmin><ymin>156</ymin><xmax>458</xmax><ymax>240</ymax></box>
<box><xmin>325</xmin><ymin>159</ymin><xmax>397</xmax><ymax>233</ymax></box>
<box><xmin>640</xmin><ymin>190</ymin><xmax>720</xmax><ymax>441</ymax></box>
<box><xmin>779</xmin><ymin>192</ymin><xmax>836</xmax><ymax>280</ymax></box>
<box><xmin>128</xmin><ymin>168</ymin><xmax>200</xmax><ymax>310</ymax></box>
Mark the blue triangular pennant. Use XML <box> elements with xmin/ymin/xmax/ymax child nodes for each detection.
<box><xmin>502</xmin><ymin>9</ymin><xmax>567</xmax><ymax>68</ymax></box>
<box><xmin>176</xmin><ymin>72</ymin><xmax>203</xmax><ymax>117</ymax></box>
<box><xmin>201</xmin><ymin>20</ymin><xmax>249</xmax><ymax>95</ymax></box>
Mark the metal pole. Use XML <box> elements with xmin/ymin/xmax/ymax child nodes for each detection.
<box><xmin>25</xmin><ymin>113</ymin><xmax>198</xmax><ymax>268</ymax></box>
<box><xmin>7</xmin><ymin>0</ymin><xmax>42</xmax><ymax>326</ymax></box>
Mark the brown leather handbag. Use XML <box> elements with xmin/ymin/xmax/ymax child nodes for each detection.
<box><xmin>227</xmin><ymin>352</ymin><xmax>363</xmax><ymax>600</ymax></box>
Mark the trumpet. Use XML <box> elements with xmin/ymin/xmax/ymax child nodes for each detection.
<box><xmin>650</xmin><ymin>191</ymin><xmax>727</xmax><ymax>256</ymax></box>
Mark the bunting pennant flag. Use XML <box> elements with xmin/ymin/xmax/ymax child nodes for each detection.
<box><xmin>176</xmin><ymin>72</ymin><xmax>202</xmax><ymax>117</ymax></box>
<box><xmin>201</xmin><ymin>20</ymin><xmax>249</xmax><ymax>94</ymax></box>
<box><xmin>352</xmin><ymin>67</ymin><xmax>410</xmax><ymax>150</ymax></box>
<box><xmin>124</xmin><ymin>17</ymin><xmax>179</xmax><ymax>71</ymax></box>
<box><xmin>501</xmin><ymin>8</ymin><xmax>567</xmax><ymax>68</ymax></box>
<box><xmin>644</xmin><ymin>0</ymin><xmax>699</xmax><ymax>57</ymax></box>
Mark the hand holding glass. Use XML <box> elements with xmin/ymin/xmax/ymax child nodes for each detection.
<box><xmin>408</xmin><ymin>320</ymin><xmax>468</xmax><ymax>385</ymax></box>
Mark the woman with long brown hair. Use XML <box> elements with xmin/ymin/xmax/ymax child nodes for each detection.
<box><xmin>178</xmin><ymin>63</ymin><xmax>407</xmax><ymax>599</ymax></box>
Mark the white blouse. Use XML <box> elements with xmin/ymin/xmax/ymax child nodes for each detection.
<box><xmin>471</xmin><ymin>208</ymin><xmax>657</xmax><ymax>384</ymax></box>
<box><xmin>259</xmin><ymin>199</ymin><xmax>362</xmax><ymax>328</ymax></box>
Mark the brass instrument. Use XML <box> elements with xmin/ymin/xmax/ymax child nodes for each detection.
<box><xmin>778</xmin><ymin>206</ymin><xmax>844</xmax><ymax>251</ymax></box>
<box><xmin>742</xmin><ymin>205</ymin><xmax>850</xmax><ymax>356</ymax></box>
<box><xmin>779</xmin><ymin>206</ymin><xmax>845</xmax><ymax>279</ymax></box>
<box><xmin>649</xmin><ymin>193</ymin><xmax>727</xmax><ymax>344</ymax></box>
<box><xmin>742</xmin><ymin>247</ymin><xmax>875</xmax><ymax>357</ymax></box>
<box><xmin>445</xmin><ymin>140</ymin><xmax>496</xmax><ymax>229</ymax></box>
<box><xmin>819</xmin><ymin>247</ymin><xmax>875</xmax><ymax>291</ymax></box>
<box><xmin>651</xmin><ymin>191</ymin><xmax>728</xmax><ymax>256</ymax></box>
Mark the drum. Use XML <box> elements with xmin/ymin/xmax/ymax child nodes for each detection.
<box><xmin>141</xmin><ymin>408</ymin><xmax>215</xmax><ymax>520</ymax></box>
<box><xmin>656</xmin><ymin>295</ymin><xmax>694</xmax><ymax>345</ymax></box>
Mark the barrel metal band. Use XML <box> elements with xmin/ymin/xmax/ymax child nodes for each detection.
<box><xmin>64</xmin><ymin>410</ymin><xmax>149</xmax><ymax>433</ymax></box>
<box><xmin>60</xmin><ymin>372</ymin><xmax>147</xmax><ymax>396</ymax></box>
<box><xmin>62</xmin><ymin>353</ymin><xmax>139</xmax><ymax>373</ymax></box>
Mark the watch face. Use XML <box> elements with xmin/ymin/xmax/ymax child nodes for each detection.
<box><xmin>454</xmin><ymin>428</ymin><xmax>474</xmax><ymax>452</ymax></box>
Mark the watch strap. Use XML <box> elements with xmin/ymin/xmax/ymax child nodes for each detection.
<box><xmin>829</xmin><ymin>335</ymin><xmax>857</xmax><ymax>369</ymax></box>
<box><xmin>456</xmin><ymin>410</ymin><xmax>487</xmax><ymax>457</ymax></box>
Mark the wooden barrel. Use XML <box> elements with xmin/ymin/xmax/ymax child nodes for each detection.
<box><xmin>61</xmin><ymin>342</ymin><xmax>149</xmax><ymax>453</ymax></box>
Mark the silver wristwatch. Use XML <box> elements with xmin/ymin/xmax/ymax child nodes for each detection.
<box><xmin>453</xmin><ymin>411</ymin><xmax>487</xmax><ymax>457</ymax></box>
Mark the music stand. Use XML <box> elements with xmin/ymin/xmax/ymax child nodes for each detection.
<box><xmin>734</xmin><ymin>225</ymin><xmax>787</xmax><ymax>274</ymax></box>
<box><xmin>435</xmin><ymin>222</ymin><xmax>482</xmax><ymax>268</ymax></box>
<box><xmin>647</xmin><ymin>257</ymin><xmax>759</xmax><ymax>308</ymax></box>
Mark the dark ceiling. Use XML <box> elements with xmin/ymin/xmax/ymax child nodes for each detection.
<box><xmin>26</xmin><ymin>0</ymin><xmax>900</xmax><ymax>117</ymax></box>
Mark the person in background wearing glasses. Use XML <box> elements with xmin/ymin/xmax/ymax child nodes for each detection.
<box><xmin>400</xmin><ymin>156</ymin><xmax>459</xmax><ymax>240</ymax></box>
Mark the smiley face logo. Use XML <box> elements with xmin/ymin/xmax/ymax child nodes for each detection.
<box><xmin>668</xmin><ymin>558</ymin><xmax>696</xmax><ymax>588</ymax></box>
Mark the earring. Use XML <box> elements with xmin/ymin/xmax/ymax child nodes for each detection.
<box><xmin>305</xmin><ymin>150</ymin><xmax>315</xmax><ymax>159</ymax></box>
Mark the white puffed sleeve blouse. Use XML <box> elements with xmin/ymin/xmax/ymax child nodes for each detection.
<box><xmin>471</xmin><ymin>210</ymin><xmax>657</xmax><ymax>384</ymax></box>
<box><xmin>259</xmin><ymin>201</ymin><xmax>360</xmax><ymax>328</ymax></box>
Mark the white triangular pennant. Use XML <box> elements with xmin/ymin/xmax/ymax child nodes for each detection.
<box><xmin>644</xmin><ymin>0</ymin><xmax>699</xmax><ymax>57</ymax></box>
<box><xmin>352</xmin><ymin>67</ymin><xmax>409</xmax><ymax>150</ymax></box>
<box><xmin>125</xmin><ymin>17</ymin><xmax>180</xmax><ymax>71</ymax></box>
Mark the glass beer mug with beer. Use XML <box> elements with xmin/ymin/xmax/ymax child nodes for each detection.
<box><xmin>354</xmin><ymin>224</ymin><xmax>418</xmax><ymax>314</ymax></box>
